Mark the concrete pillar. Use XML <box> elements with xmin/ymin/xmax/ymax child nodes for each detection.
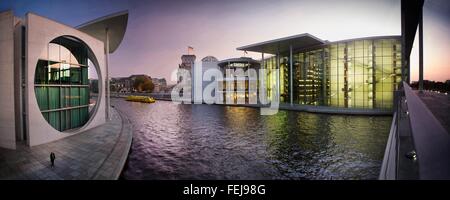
<box><xmin>289</xmin><ymin>45</ymin><xmax>293</xmax><ymax>105</ymax></box>
<box><xmin>401</xmin><ymin>0</ymin><xmax>407</xmax><ymax>83</ymax></box>
<box><xmin>105</xmin><ymin>28</ymin><xmax>111</xmax><ymax>120</ymax></box>
<box><xmin>261</xmin><ymin>52</ymin><xmax>265</xmax><ymax>103</ymax></box>
<box><xmin>418</xmin><ymin>7</ymin><xmax>424</xmax><ymax>92</ymax></box>
<box><xmin>0</xmin><ymin>10</ymin><xmax>16</xmax><ymax>149</ymax></box>
<box><xmin>276</xmin><ymin>49</ymin><xmax>280</xmax><ymax>103</ymax></box>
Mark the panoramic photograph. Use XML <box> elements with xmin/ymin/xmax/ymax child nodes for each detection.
<box><xmin>0</xmin><ymin>0</ymin><xmax>450</xmax><ymax>197</ymax></box>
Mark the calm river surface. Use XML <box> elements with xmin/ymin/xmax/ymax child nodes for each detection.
<box><xmin>114</xmin><ymin>99</ymin><xmax>391</xmax><ymax>180</ymax></box>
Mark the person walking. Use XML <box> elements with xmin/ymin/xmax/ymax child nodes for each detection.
<box><xmin>50</xmin><ymin>152</ymin><xmax>56</xmax><ymax>167</ymax></box>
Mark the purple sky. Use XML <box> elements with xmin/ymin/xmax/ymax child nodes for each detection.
<box><xmin>2</xmin><ymin>0</ymin><xmax>449</xmax><ymax>83</ymax></box>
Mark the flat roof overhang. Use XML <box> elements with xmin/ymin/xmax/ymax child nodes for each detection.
<box><xmin>236</xmin><ymin>33</ymin><xmax>326</xmax><ymax>55</ymax></box>
<box><xmin>76</xmin><ymin>10</ymin><xmax>128</xmax><ymax>54</ymax></box>
<box><xmin>217</xmin><ymin>57</ymin><xmax>260</xmax><ymax>67</ymax></box>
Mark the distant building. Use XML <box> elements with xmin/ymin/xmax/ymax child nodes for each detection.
<box><xmin>177</xmin><ymin>55</ymin><xmax>196</xmax><ymax>101</ymax></box>
<box><xmin>152</xmin><ymin>78</ymin><xmax>168</xmax><ymax>93</ymax></box>
<box><xmin>178</xmin><ymin>54</ymin><xmax>196</xmax><ymax>82</ymax></box>
<box><xmin>217</xmin><ymin>57</ymin><xmax>260</xmax><ymax>104</ymax></box>
<box><xmin>201</xmin><ymin>56</ymin><xmax>220</xmax><ymax>102</ymax></box>
<box><xmin>110</xmin><ymin>75</ymin><xmax>171</xmax><ymax>93</ymax></box>
<box><xmin>110</xmin><ymin>77</ymin><xmax>132</xmax><ymax>93</ymax></box>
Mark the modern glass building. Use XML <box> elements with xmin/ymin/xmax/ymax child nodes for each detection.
<box><xmin>238</xmin><ymin>34</ymin><xmax>402</xmax><ymax>111</ymax></box>
<box><xmin>34</xmin><ymin>36</ymin><xmax>91</xmax><ymax>132</ymax></box>
<box><xmin>217</xmin><ymin>57</ymin><xmax>260</xmax><ymax>104</ymax></box>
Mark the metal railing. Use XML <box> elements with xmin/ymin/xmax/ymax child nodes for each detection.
<box><xmin>379</xmin><ymin>112</ymin><xmax>398</xmax><ymax>180</ymax></box>
<box><xmin>379</xmin><ymin>81</ymin><xmax>450</xmax><ymax>179</ymax></box>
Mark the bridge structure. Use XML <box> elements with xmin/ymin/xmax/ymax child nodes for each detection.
<box><xmin>379</xmin><ymin>0</ymin><xmax>450</xmax><ymax>180</ymax></box>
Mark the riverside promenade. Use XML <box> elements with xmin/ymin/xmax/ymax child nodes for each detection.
<box><xmin>0</xmin><ymin>107</ymin><xmax>132</xmax><ymax>180</ymax></box>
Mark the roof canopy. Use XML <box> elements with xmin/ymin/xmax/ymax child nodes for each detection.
<box><xmin>236</xmin><ymin>33</ymin><xmax>326</xmax><ymax>55</ymax></box>
<box><xmin>77</xmin><ymin>10</ymin><xmax>128</xmax><ymax>54</ymax></box>
<box><xmin>217</xmin><ymin>57</ymin><xmax>260</xmax><ymax>67</ymax></box>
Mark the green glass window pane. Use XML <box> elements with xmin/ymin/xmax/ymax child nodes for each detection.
<box><xmin>35</xmin><ymin>87</ymin><xmax>48</xmax><ymax>110</ymax></box>
<box><xmin>80</xmin><ymin>107</ymin><xmax>89</xmax><ymax>124</ymax></box>
<box><xmin>35</xmin><ymin>37</ymin><xmax>93</xmax><ymax>132</ymax></box>
<box><xmin>70</xmin><ymin>67</ymin><xmax>81</xmax><ymax>84</ymax></box>
<box><xmin>80</xmin><ymin>88</ymin><xmax>89</xmax><ymax>105</ymax></box>
<box><xmin>49</xmin><ymin>87</ymin><xmax>60</xmax><ymax>109</ymax></box>
<box><xmin>65</xmin><ymin>87</ymin><xmax>70</xmax><ymax>107</ymax></box>
<box><xmin>60</xmin><ymin>66</ymin><xmax>70</xmax><ymax>84</ymax></box>
<box><xmin>60</xmin><ymin>87</ymin><xmax>65</xmax><ymax>108</ymax></box>
<box><xmin>43</xmin><ymin>112</ymin><xmax>49</xmax><ymax>122</ymax></box>
<box><xmin>48</xmin><ymin>65</ymin><xmax>60</xmax><ymax>84</ymax></box>
<box><xmin>81</xmin><ymin>67</ymin><xmax>88</xmax><ymax>85</ymax></box>
<box><xmin>70</xmin><ymin>87</ymin><xmax>80</xmax><ymax>106</ymax></box>
<box><xmin>49</xmin><ymin>111</ymin><xmax>60</xmax><ymax>131</ymax></box>
<box><xmin>60</xmin><ymin>110</ymin><xmax>66</xmax><ymax>131</ymax></box>
<box><xmin>35</xmin><ymin>60</ymin><xmax>48</xmax><ymax>84</ymax></box>
<box><xmin>71</xmin><ymin>108</ymin><xmax>80</xmax><ymax>129</ymax></box>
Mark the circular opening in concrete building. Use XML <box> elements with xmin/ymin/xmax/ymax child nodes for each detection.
<box><xmin>34</xmin><ymin>36</ymin><xmax>101</xmax><ymax>132</ymax></box>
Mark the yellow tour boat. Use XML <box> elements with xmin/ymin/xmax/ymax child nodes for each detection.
<box><xmin>125</xmin><ymin>95</ymin><xmax>156</xmax><ymax>103</ymax></box>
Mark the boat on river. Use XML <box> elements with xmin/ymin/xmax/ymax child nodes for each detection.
<box><xmin>125</xmin><ymin>95</ymin><xmax>156</xmax><ymax>103</ymax></box>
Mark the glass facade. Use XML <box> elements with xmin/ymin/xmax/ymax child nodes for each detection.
<box><xmin>263</xmin><ymin>37</ymin><xmax>402</xmax><ymax>110</ymax></box>
<box><xmin>218</xmin><ymin>59</ymin><xmax>260</xmax><ymax>104</ymax></box>
<box><xmin>34</xmin><ymin>36</ymin><xmax>91</xmax><ymax>132</ymax></box>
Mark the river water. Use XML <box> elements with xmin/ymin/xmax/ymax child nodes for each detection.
<box><xmin>114</xmin><ymin>99</ymin><xmax>391</xmax><ymax>180</ymax></box>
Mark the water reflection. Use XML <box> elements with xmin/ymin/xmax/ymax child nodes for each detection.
<box><xmin>114</xmin><ymin>99</ymin><xmax>391</xmax><ymax>180</ymax></box>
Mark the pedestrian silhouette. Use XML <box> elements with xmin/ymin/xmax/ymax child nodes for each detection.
<box><xmin>50</xmin><ymin>152</ymin><xmax>56</xmax><ymax>167</ymax></box>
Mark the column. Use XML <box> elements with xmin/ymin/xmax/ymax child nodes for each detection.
<box><xmin>418</xmin><ymin>7</ymin><xmax>424</xmax><ymax>93</ymax></box>
<box><xmin>289</xmin><ymin>45</ymin><xmax>293</xmax><ymax>105</ymax></box>
<box><xmin>105</xmin><ymin>28</ymin><xmax>111</xmax><ymax>120</ymax></box>
<box><xmin>261</xmin><ymin>52</ymin><xmax>265</xmax><ymax>104</ymax></box>
<box><xmin>276</xmin><ymin>48</ymin><xmax>280</xmax><ymax>103</ymax></box>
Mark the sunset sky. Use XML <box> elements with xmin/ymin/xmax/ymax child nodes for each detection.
<box><xmin>1</xmin><ymin>0</ymin><xmax>449</xmax><ymax>83</ymax></box>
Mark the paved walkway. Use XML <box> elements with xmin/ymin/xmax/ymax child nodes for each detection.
<box><xmin>416</xmin><ymin>91</ymin><xmax>450</xmax><ymax>134</ymax></box>
<box><xmin>0</xmin><ymin>108</ymin><xmax>132</xmax><ymax>180</ymax></box>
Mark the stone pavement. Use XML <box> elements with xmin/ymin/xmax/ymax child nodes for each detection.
<box><xmin>416</xmin><ymin>91</ymin><xmax>450</xmax><ymax>134</ymax></box>
<box><xmin>0</xmin><ymin>107</ymin><xmax>132</xmax><ymax>180</ymax></box>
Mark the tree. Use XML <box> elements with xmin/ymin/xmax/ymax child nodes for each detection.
<box><xmin>133</xmin><ymin>75</ymin><xmax>154</xmax><ymax>92</ymax></box>
<box><xmin>110</xmin><ymin>84</ymin><xmax>117</xmax><ymax>92</ymax></box>
<box><xmin>142</xmin><ymin>80</ymin><xmax>154</xmax><ymax>92</ymax></box>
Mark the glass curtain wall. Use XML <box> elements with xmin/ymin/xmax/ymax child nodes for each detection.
<box><xmin>35</xmin><ymin>36</ymin><xmax>90</xmax><ymax>132</ymax></box>
<box><xmin>264</xmin><ymin>56</ymin><xmax>291</xmax><ymax>103</ymax></box>
<box><xmin>263</xmin><ymin>37</ymin><xmax>401</xmax><ymax>110</ymax></box>
<box><xmin>221</xmin><ymin>61</ymin><xmax>259</xmax><ymax>104</ymax></box>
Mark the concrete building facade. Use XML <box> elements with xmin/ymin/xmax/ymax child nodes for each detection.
<box><xmin>0</xmin><ymin>10</ymin><xmax>128</xmax><ymax>149</ymax></box>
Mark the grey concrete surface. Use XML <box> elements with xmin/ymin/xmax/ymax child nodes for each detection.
<box><xmin>0</xmin><ymin>107</ymin><xmax>132</xmax><ymax>180</ymax></box>
<box><xmin>416</xmin><ymin>91</ymin><xmax>450</xmax><ymax>134</ymax></box>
